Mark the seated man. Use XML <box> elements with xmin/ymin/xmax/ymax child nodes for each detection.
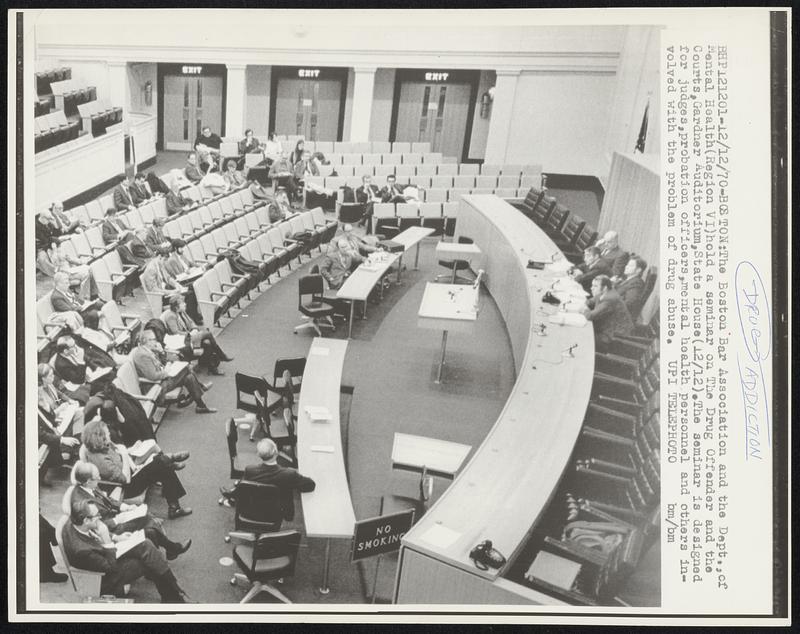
<box><xmin>570</xmin><ymin>246</ymin><xmax>612</xmax><ymax>294</ymax></box>
<box><xmin>102</xmin><ymin>207</ymin><xmax>134</xmax><ymax>245</ymax></box>
<box><xmin>318</xmin><ymin>239</ymin><xmax>355</xmax><ymax>290</ymax></box>
<box><xmin>165</xmin><ymin>181</ymin><xmax>194</xmax><ymax>217</ymax></box>
<box><xmin>63</xmin><ymin>500</ymin><xmax>187</xmax><ymax>602</ymax></box>
<box><xmin>70</xmin><ymin>462</ymin><xmax>191</xmax><ymax>560</ymax></box>
<box><xmin>379</xmin><ymin>174</ymin><xmax>412</xmax><ymax>204</ymax></box>
<box><xmin>143</xmin><ymin>216</ymin><xmax>172</xmax><ymax>253</ymax></box>
<box><xmin>130</xmin><ymin>172</ymin><xmax>154</xmax><ymax>206</ymax></box>
<box><xmin>581</xmin><ymin>275</ymin><xmax>634</xmax><ymax>349</ymax></box>
<box><xmin>194</xmin><ymin>125</ymin><xmax>222</xmax><ymax>172</ymax></box>
<box><xmin>596</xmin><ymin>230</ymin><xmax>630</xmax><ymax>278</ymax></box>
<box><xmin>220</xmin><ymin>439</ymin><xmax>315</xmax><ymax>521</ymax></box>
<box><xmin>49</xmin><ymin>201</ymin><xmax>85</xmax><ymax>234</ymax></box>
<box><xmin>141</xmin><ymin>249</ymin><xmax>203</xmax><ymax>324</ymax></box>
<box><xmin>268</xmin><ymin>151</ymin><xmax>297</xmax><ymax>201</ymax></box>
<box><xmin>112</xmin><ymin>175</ymin><xmax>137</xmax><ymax>212</ymax></box>
<box><xmin>238</xmin><ymin>128</ymin><xmax>261</xmax><ymax>156</ymax></box>
<box><xmin>292</xmin><ymin>149</ymin><xmax>317</xmax><ymax>193</ymax></box>
<box><xmin>222</xmin><ymin>159</ymin><xmax>247</xmax><ymax>189</ymax></box>
<box><xmin>35</xmin><ymin>210</ymin><xmax>69</xmax><ymax>273</ymax></box>
<box><xmin>160</xmin><ymin>295</ymin><xmax>233</xmax><ymax>376</ymax></box>
<box><xmin>262</xmin><ymin>131</ymin><xmax>283</xmax><ymax>167</ymax></box>
<box><xmin>184</xmin><ymin>153</ymin><xmax>205</xmax><ymax>184</ymax></box>
<box><xmin>38</xmin><ymin>237</ymin><xmax>93</xmax><ymax>299</ymax></box>
<box><xmin>49</xmin><ymin>271</ymin><xmax>101</xmax><ymax>332</ymax></box>
<box><xmin>52</xmin><ymin>333</ymin><xmax>114</xmax><ymax>407</ymax></box>
<box><xmin>131</xmin><ymin>329</ymin><xmax>217</xmax><ymax>414</ymax></box>
<box><xmin>340</xmin><ymin>223</ymin><xmax>379</xmax><ymax>265</ymax></box>
<box><xmin>614</xmin><ymin>255</ymin><xmax>648</xmax><ymax>321</ymax></box>
<box><xmin>355</xmin><ymin>174</ymin><xmax>382</xmax><ymax>230</ymax></box>
<box><xmin>163</xmin><ymin>239</ymin><xmax>202</xmax><ymax>279</ymax></box>
<box><xmin>268</xmin><ymin>187</ymin><xmax>292</xmax><ymax>223</ymax></box>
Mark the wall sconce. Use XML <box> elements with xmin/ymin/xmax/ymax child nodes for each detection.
<box><xmin>480</xmin><ymin>86</ymin><xmax>495</xmax><ymax>119</ymax></box>
<box><xmin>144</xmin><ymin>80</ymin><xmax>153</xmax><ymax>107</ymax></box>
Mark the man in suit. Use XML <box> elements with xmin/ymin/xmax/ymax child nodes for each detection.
<box><xmin>570</xmin><ymin>246</ymin><xmax>612</xmax><ymax>294</ymax></box>
<box><xmin>70</xmin><ymin>462</ymin><xmax>191</xmax><ymax>560</ymax></box>
<box><xmin>220</xmin><ymin>439</ymin><xmax>315</xmax><ymax>521</ymax></box>
<box><xmin>268</xmin><ymin>151</ymin><xmax>297</xmax><ymax>200</ymax></box>
<box><xmin>50</xmin><ymin>272</ymin><xmax>100</xmax><ymax>328</ymax></box>
<box><xmin>113</xmin><ymin>175</ymin><xmax>137</xmax><ymax>212</ymax></box>
<box><xmin>614</xmin><ymin>255</ymin><xmax>648</xmax><ymax>321</ymax></box>
<box><xmin>194</xmin><ymin>125</ymin><xmax>222</xmax><ymax>172</ymax></box>
<box><xmin>166</xmin><ymin>181</ymin><xmax>194</xmax><ymax>217</ymax></box>
<box><xmin>143</xmin><ymin>216</ymin><xmax>171</xmax><ymax>253</ymax></box>
<box><xmin>117</xmin><ymin>229</ymin><xmax>155</xmax><ymax>270</ymax></box>
<box><xmin>582</xmin><ymin>275</ymin><xmax>634</xmax><ymax>348</ymax></box>
<box><xmin>184</xmin><ymin>153</ymin><xmax>205</xmax><ymax>184</ymax></box>
<box><xmin>130</xmin><ymin>172</ymin><xmax>153</xmax><ymax>206</ymax></box>
<box><xmin>131</xmin><ymin>329</ymin><xmax>217</xmax><ymax>414</ymax></box>
<box><xmin>292</xmin><ymin>149</ymin><xmax>318</xmax><ymax>192</ymax></box>
<box><xmin>379</xmin><ymin>174</ymin><xmax>411</xmax><ymax>204</ymax></box>
<box><xmin>596</xmin><ymin>230</ymin><xmax>630</xmax><ymax>278</ymax></box>
<box><xmin>101</xmin><ymin>207</ymin><xmax>133</xmax><ymax>245</ymax></box>
<box><xmin>62</xmin><ymin>499</ymin><xmax>187</xmax><ymax>602</ymax></box>
<box><xmin>355</xmin><ymin>174</ymin><xmax>381</xmax><ymax>230</ymax></box>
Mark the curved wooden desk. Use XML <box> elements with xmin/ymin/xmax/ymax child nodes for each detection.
<box><xmin>395</xmin><ymin>195</ymin><xmax>595</xmax><ymax>604</ymax></box>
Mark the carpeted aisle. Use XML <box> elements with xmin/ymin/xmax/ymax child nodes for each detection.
<box><xmin>40</xmin><ymin>237</ymin><xmax>516</xmax><ymax>605</ymax></box>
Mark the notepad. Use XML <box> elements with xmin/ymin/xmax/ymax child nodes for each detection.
<box><xmin>305</xmin><ymin>406</ymin><xmax>332</xmax><ymax>422</ymax></box>
<box><xmin>548</xmin><ymin>312</ymin><xmax>588</xmax><ymax>327</ymax></box>
<box><xmin>114</xmin><ymin>529</ymin><xmax>146</xmax><ymax>558</ymax></box>
<box><xmin>165</xmin><ymin>360</ymin><xmax>188</xmax><ymax>377</ymax></box>
<box><xmin>310</xmin><ymin>346</ymin><xmax>329</xmax><ymax>356</ymax></box>
<box><xmin>86</xmin><ymin>366</ymin><xmax>113</xmax><ymax>383</ymax></box>
<box><xmin>524</xmin><ymin>551</ymin><xmax>581</xmax><ymax>589</ymax></box>
<box><xmin>419</xmin><ymin>524</ymin><xmax>461</xmax><ymax>549</ymax></box>
<box><xmin>164</xmin><ymin>334</ymin><xmax>186</xmax><ymax>351</ymax></box>
<box><xmin>55</xmin><ymin>403</ymin><xmax>80</xmax><ymax>435</ymax></box>
<box><xmin>113</xmin><ymin>503</ymin><xmax>148</xmax><ymax>526</ymax></box>
<box><xmin>61</xmin><ymin>381</ymin><xmax>80</xmax><ymax>393</ymax></box>
<box><xmin>310</xmin><ymin>445</ymin><xmax>335</xmax><ymax>453</ymax></box>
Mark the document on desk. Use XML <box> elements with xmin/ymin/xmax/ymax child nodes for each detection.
<box><xmin>419</xmin><ymin>524</ymin><xmax>461</xmax><ymax>549</ymax></box>
<box><xmin>113</xmin><ymin>504</ymin><xmax>148</xmax><ymax>525</ymax></box>
<box><xmin>309</xmin><ymin>345</ymin><xmax>330</xmax><ymax>356</ymax></box>
<box><xmin>165</xmin><ymin>360</ymin><xmax>188</xmax><ymax>377</ymax></box>
<box><xmin>114</xmin><ymin>530</ymin><xmax>145</xmax><ymax>558</ymax></box>
<box><xmin>310</xmin><ymin>445</ymin><xmax>335</xmax><ymax>453</ymax></box>
<box><xmin>304</xmin><ymin>406</ymin><xmax>332</xmax><ymax>422</ymax></box>
<box><xmin>548</xmin><ymin>312</ymin><xmax>587</xmax><ymax>327</ymax></box>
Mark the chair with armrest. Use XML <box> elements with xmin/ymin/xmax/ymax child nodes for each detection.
<box><xmin>54</xmin><ymin>515</ymin><xmax>104</xmax><ymax>599</ymax></box>
<box><xmin>76</xmin><ymin>445</ymin><xmax>147</xmax><ymax>505</ymax></box>
<box><xmin>227</xmin><ymin>528</ymin><xmax>302</xmax><ymax>603</ymax></box>
<box><xmin>231</xmin><ymin>481</ymin><xmax>285</xmax><ymax>534</ymax></box>
<box><xmin>100</xmin><ymin>300</ymin><xmax>141</xmax><ymax>352</ymax></box>
<box><xmin>294</xmin><ymin>274</ymin><xmax>336</xmax><ymax>337</ymax></box>
<box><xmin>434</xmin><ymin>236</ymin><xmax>476</xmax><ymax>284</ymax></box>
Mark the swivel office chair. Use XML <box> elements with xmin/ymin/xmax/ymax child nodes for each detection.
<box><xmin>231</xmin><ymin>481</ymin><xmax>285</xmax><ymax>534</ymax></box>
<box><xmin>294</xmin><ymin>274</ymin><xmax>336</xmax><ymax>336</ymax></box>
<box><xmin>435</xmin><ymin>236</ymin><xmax>476</xmax><ymax>284</ymax></box>
<box><xmin>228</xmin><ymin>529</ymin><xmax>302</xmax><ymax>603</ymax></box>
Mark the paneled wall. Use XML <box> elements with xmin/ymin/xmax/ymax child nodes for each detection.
<box><xmin>245</xmin><ymin>65</ymin><xmax>271</xmax><ymax>135</ymax></box>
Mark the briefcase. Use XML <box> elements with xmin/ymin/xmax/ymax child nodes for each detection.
<box><xmin>378</xmin><ymin>240</ymin><xmax>403</xmax><ymax>253</ymax></box>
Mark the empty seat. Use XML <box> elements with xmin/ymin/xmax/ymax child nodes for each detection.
<box><xmin>475</xmin><ymin>175</ymin><xmax>497</xmax><ymax>189</ymax></box>
<box><xmin>410</xmin><ymin>142</ymin><xmax>431</xmax><ymax>153</ymax></box>
<box><xmin>453</xmin><ymin>175</ymin><xmax>475</xmax><ymax>189</ymax></box>
<box><xmin>395</xmin><ymin>164</ymin><xmax>415</xmax><ymax>178</ymax></box>
<box><xmin>409</xmin><ymin>176</ymin><xmax>431</xmax><ymax>189</ymax></box>
<box><xmin>391</xmin><ymin>142</ymin><xmax>411</xmax><ymax>153</ymax></box>
<box><xmin>430</xmin><ymin>175</ymin><xmax>453</xmax><ymax>189</ymax></box>
<box><xmin>494</xmin><ymin>188</ymin><xmax>518</xmax><ymax>198</ymax></box>
<box><xmin>341</xmin><ymin>153</ymin><xmax>361</xmax><ymax>166</ymax></box>
<box><xmin>481</xmin><ymin>164</ymin><xmax>502</xmax><ymax>176</ymax></box>
<box><xmin>458</xmin><ymin>163</ymin><xmax>479</xmax><ymax>176</ymax></box>
<box><xmin>419</xmin><ymin>203</ymin><xmax>444</xmax><ymax>236</ymax></box>
<box><xmin>403</xmin><ymin>153</ymin><xmax>422</xmax><ymax>165</ymax></box>
<box><xmin>416</xmin><ymin>164</ymin><xmax>437</xmax><ymax>177</ymax></box>
<box><xmin>396</xmin><ymin>203</ymin><xmax>421</xmax><ymax>231</ymax></box>
<box><xmin>370</xmin><ymin>141</ymin><xmax>390</xmax><ymax>153</ymax></box>
<box><xmin>502</xmin><ymin>164</ymin><xmax>524</xmax><ymax>176</ymax></box>
<box><xmin>374</xmin><ymin>164</ymin><xmax>394</xmax><ymax>178</ymax></box>
<box><xmin>520</xmin><ymin>174</ymin><xmax>541</xmax><ymax>188</ymax></box>
<box><xmin>437</xmin><ymin>163</ymin><xmax>458</xmax><ymax>176</ymax></box>
<box><xmin>372</xmin><ymin>203</ymin><xmax>399</xmax><ymax>238</ymax></box>
<box><xmin>382</xmin><ymin>154</ymin><xmax>403</xmax><ymax>166</ymax></box>
<box><xmin>449</xmin><ymin>188</ymin><xmax>472</xmax><ymax>202</ymax></box>
<box><xmin>442</xmin><ymin>202</ymin><xmax>459</xmax><ymax>238</ymax></box>
<box><xmin>498</xmin><ymin>175</ymin><xmax>520</xmax><ymax>189</ymax></box>
<box><xmin>362</xmin><ymin>153</ymin><xmax>382</xmax><ymax>165</ymax></box>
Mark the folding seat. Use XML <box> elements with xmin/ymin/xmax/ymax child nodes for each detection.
<box><xmin>392</xmin><ymin>142</ymin><xmax>411</xmax><ymax>153</ymax></box>
<box><xmin>59</xmin><ymin>238</ymin><xmax>82</xmax><ymax>263</ymax></box>
<box><xmin>440</xmin><ymin>155</ymin><xmax>458</xmax><ymax>164</ymax></box>
<box><xmin>243</xmin><ymin>212</ymin><xmax>266</xmax><ymax>237</ymax></box>
<box><xmin>299</xmin><ymin>210</ymin><xmax>326</xmax><ymax>252</ymax></box>
<box><xmin>85</xmin><ymin>225</ymin><xmax>113</xmax><ymax>254</ymax></box>
<box><xmin>409</xmin><ymin>176</ymin><xmax>431</xmax><ymax>190</ymax></box>
<box><xmin>70</xmin><ymin>204</ymin><xmax>92</xmax><ymax>227</ymax></box>
<box><xmin>530</xmin><ymin>194</ymin><xmax>557</xmax><ymax>227</ymax></box>
<box><xmin>162</xmin><ymin>218</ymin><xmax>183</xmax><ymax>241</ymax></box>
<box><xmin>185</xmin><ymin>209</ymin><xmax>209</xmax><ymax>237</ymax></box>
<box><xmin>448</xmin><ymin>188</ymin><xmax>472</xmax><ymax>202</ymax></box>
<box><xmin>422</xmin><ymin>152</ymin><xmax>443</xmax><ymax>165</ymax></box>
<box><xmin>453</xmin><ymin>175</ymin><xmax>475</xmax><ymax>189</ymax></box>
<box><xmin>430</xmin><ymin>175</ymin><xmax>453</xmax><ymax>189</ymax></box>
<box><xmin>337</xmin><ymin>165</ymin><xmax>355</xmax><ymax>178</ymax></box>
<box><xmin>553</xmin><ymin>214</ymin><xmax>594</xmax><ymax>264</ymax></box>
<box><xmin>197</xmin><ymin>205</ymin><xmax>225</xmax><ymax>231</ymax></box>
<box><xmin>214</xmin><ymin>257</ymin><xmax>254</xmax><ymax>300</ymax></box>
<box><xmin>498</xmin><ymin>175</ymin><xmax>520</xmax><ymax>189</ymax></box>
<box><xmin>396</xmin><ymin>203</ymin><xmax>421</xmax><ymax>231</ymax></box>
<box><xmin>437</xmin><ymin>163</ymin><xmax>458</xmax><ymax>176</ymax></box>
<box><xmin>325</xmin><ymin>176</ymin><xmax>346</xmax><ymax>192</ymax></box>
<box><xmin>199</xmin><ymin>233</ymin><xmax>226</xmax><ymax>262</ymax></box>
<box><xmin>175</xmin><ymin>214</ymin><xmax>196</xmax><ymax>241</ymax></box>
<box><xmin>442</xmin><ymin>202</ymin><xmax>459</xmax><ymax>238</ymax></box>
<box><xmin>416</xmin><ymin>163</ymin><xmax>437</xmax><ymax>177</ymax></box>
<box><xmin>104</xmin><ymin>249</ymin><xmax>140</xmax><ymax>297</ymax></box>
<box><xmin>347</xmin><ymin>142</ymin><xmax>373</xmax><ymax>155</ymax></box>
<box><xmin>501</xmin><ymin>164</ymin><xmax>524</xmax><ymax>176</ymax></box>
<box><xmin>84</xmin><ymin>199</ymin><xmax>106</xmax><ymax>224</ymax></box>
<box><xmin>362</xmin><ymin>153</ymin><xmax>382</xmax><ymax>166</ymax></box>
<box><xmin>471</xmin><ymin>188</ymin><xmax>494</xmax><ymax>195</ymax></box>
<box><xmin>288</xmin><ymin>214</ymin><xmax>318</xmax><ymax>253</ymax></box>
<box><xmin>98</xmin><ymin>194</ymin><xmax>115</xmax><ymax>213</ymax></box>
<box><xmin>520</xmin><ymin>174</ymin><xmax>541</xmax><ymax>188</ymax></box>
<box><xmin>475</xmin><ymin>175</ymin><xmax>497</xmax><ymax>189</ymax></box>
<box><xmin>521</xmin><ymin>164</ymin><xmax>543</xmax><ymax>176</ymax></box>
<box><xmin>114</xmin><ymin>361</ymin><xmax>162</xmax><ymax>423</ymax></box>
<box><xmin>88</xmin><ymin>258</ymin><xmax>119</xmax><ymax>303</ymax></box>
<box><xmin>481</xmin><ymin>164</ymin><xmax>502</xmax><ymax>176</ymax></box>
<box><xmin>187</xmin><ymin>239</ymin><xmax>212</xmax><ymax>267</ymax></box>
<box><xmin>221</xmin><ymin>222</ymin><xmax>245</xmax><ymax>249</ymax></box>
<box><xmin>317</xmin><ymin>163</ymin><xmax>334</xmax><ymax>178</ymax></box>
<box><xmin>341</xmin><ymin>153</ymin><xmax>361</xmax><ymax>166</ymax></box>
<box><xmin>207</xmin><ymin>266</ymin><xmax>240</xmax><ymax>311</ymax></box>
<box><xmin>326</xmin><ymin>153</ymin><xmax>343</xmax><ymax>165</ymax></box>
<box><xmin>314</xmin><ymin>141</ymin><xmax>334</xmax><ymax>154</ymax></box>
<box><xmin>310</xmin><ymin>207</ymin><xmax>338</xmax><ymax>247</ymax></box>
<box><xmin>253</xmin><ymin>205</ymin><xmax>277</xmax><ymax>230</ymax></box>
<box><xmin>493</xmin><ymin>188</ymin><xmax>518</xmax><ymax>198</ymax></box>
<box><xmin>373</xmin><ymin>164</ymin><xmax>394</xmax><ymax>179</ymax></box>
<box><xmin>372</xmin><ymin>203</ymin><xmax>399</xmax><ymax>238</ymax></box>
<box><xmin>124</xmin><ymin>208</ymin><xmax>144</xmax><ymax>230</ymax></box>
<box><xmin>395</xmin><ymin>164</ymin><xmax>415</xmax><ymax>178</ymax></box>
<box><xmin>382</xmin><ymin>153</ymin><xmax>403</xmax><ymax>166</ymax></box>
<box><xmin>403</xmin><ymin>153</ymin><xmax>422</xmax><ymax>165</ymax></box>
<box><xmin>410</xmin><ymin>142</ymin><xmax>430</xmax><ymax>153</ymax></box>
<box><xmin>70</xmin><ymin>232</ymin><xmax>96</xmax><ymax>259</ymax></box>
<box><xmin>266</xmin><ymin>227</ymin><xmax>301</xmax><ymax>269</ymax></box>
<box><xmin>193</xmin><ymin>273</ymin><xmax>229</xmax><ymax>327</ymax></box>
<box><xmin>238</xmin><ymin>239</ymin><xmax>274</xmax><ymax>285</ymax></box>
<box><xmin>150</xmin><ymin>197</ymin><xmax>169</xmax><ymax>219</ymax></box>
<box><xmin>233</xmin><ymin>216</ymin><xmax>257</xmax><ymax>242</ymax></box>
<box><xmin>419</xmin><ymin>203</ymin><xmax>444</xmax><ymax>236</ymax></box>
<box><xmin>209</xmin><ymin>198</ymin><xmax>233</xmax><ymax>222</ymax></box>
<box><xmin>100</xmin><ymin>300</ymin><xmax>141</xmax><ymax>351</ymax></box>
<box><xmin>305</xmin><ymin>175</ymin><xmax>325</xmax><ymax>191</ymax></box>
<box><xmin>425</xmin><ymin>188</ymin><xmax>448</xmax><ymax>203</ymax></box>
<box><xmin>254</xmin><ymin>233</ymin><xmax>286</xmax><ymax>276</ymax></box>
<box><xmin>199</xmin><ymin>185</ymin><xmax>228</xmax><ymax>202</ymax></box>
<box><xmin>277</xmin><ymin>220</ymin><xmax>305</xmax><ymax>263</ymax></box>
<box><xmin>334</xmin><ymin>142</ymin><xmax>354</xmax><ymax>154</ymax></box>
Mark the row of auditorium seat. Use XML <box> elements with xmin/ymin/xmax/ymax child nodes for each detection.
<box><xmin>372</xmin><ymin>201</ymin><xmax>460</xmax><ymax>238</ymax></box>
<box><xmin>77</xmin><ymin>99</ymin><xmax>124</xmax><ymax>137</ymax></box>
<box><xmin>320</xmin><ymin>181</ymin><xmax>529</xmax><ymax>204</ymax></box>
<box><xmin>34</xmin><ymin>110</ymin><xmax>81</xmax><ymax>153</ymax></box>
<box><xmin>34</xmin><ymin>99</ymin><xmax>50</xmax><ymax>117</ymax></box>
<box><xmin>310</xmin><ymin>170</ymin><xmax>537</xmax><ymax>188</ymax></box>
<box><xmin>50</xmin><ymin>79</ymin><xmax>98</xmax><ymax>117</ymax></box>
<box><xmin>36</xmin><ymin>66</ymin><xmax>71</xmax><ymax>97</ymax></box>
<box><xmin>222</xmin><ymin>138</ymin><xmax>438</xmax><ymax>155</ymax></box>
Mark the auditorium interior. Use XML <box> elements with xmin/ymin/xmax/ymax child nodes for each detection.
<box><xmin>25</xmin><ymin>11</ymin><xmax>662</xmax><ymax>609</ymax></box>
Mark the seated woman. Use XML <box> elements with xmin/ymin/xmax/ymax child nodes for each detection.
<box><xmin>81</xmin><ymin>419</ymin><xmax>193</xmax><ymax>519</ymax></box>
<box><xmin>38</xmin><ymin>363</ymin><xmax>83</xmax><ymax>479</ymax></box>
<box><xmin>165</xmin><ymin>180</ymin><xmax>194</xmax><ymax>217</ymax></box>
<box><xmin>160</xmin><ymin>295</ymin><xmax>233</xmax><ymax>376</ymax></box>
<box><xmin>38</xmin><ymin>238</ymin><xmax>94</xmax><ymax>299</ymax></box>
<box><xmin>222</xmin><ymin>159</ymin><xmax>247</xmax><ymax>190</ymax></box>
<box><xmin>52</xmin><ymin>334</ymin><xmax>113</xmax><ymax>414</ymax></box>
<box><xmin>76</xmin><ymin>310</ymin><xmax>131</xmax><ymax>365</ymax></box>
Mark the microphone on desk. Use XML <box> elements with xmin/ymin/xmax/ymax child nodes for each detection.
<box><xmin>533</xmin><ymin>322</ymin><xmax>547</xmax><ymax>336</ymax></box>
<box><xmin>473</xmin><ymin>269</ymin><xmax>485</xmax><ymax>290</ymax></box>
<box><xmin>564</xmin><ymin>343</ymin><xmax>578</xmax><ymax>357</ymax></box>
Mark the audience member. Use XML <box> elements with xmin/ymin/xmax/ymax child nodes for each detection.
<box><xmin>160</xmin><ymin>295</ymin><xmax>233</xmax><ymax>375</ymax></box>
<box><xmin>78</xmin><ymin>310</ymin><xmax>131</xmax><ymax>365</ymax></box>
<box><xmin>319</xmin><ymin>238</ymin><xmax>355</xmax><ymax>290</ymax></box>
<box><xmin>146</xmin><ymin>172</ymin><xmax>171</xmax><ymax>196</ymax></box>
<box><xmin>163</xmin><ymin>240</ymin><xmax>200</xmax><ymax>278</ymax></box>
<box><xmin>131</xmin><ymin>330</ymin><xmax>217</xmax><ymax>414</ymax></box>
<box><xmin>112</xmin><ymin>175</ymin><xmax>137</xmax><ymax>212</ymax></box>
<box><xmin>355</xmin><ymin>174</ymin><xmax>381</xmax><ymax>229</ymax></box>
<box><xmin>52</xmin><ymin>334</ymin><xmax>114</xmax><ymax>408</ymax></box>
<box><xmin>194</xmin><ymin>125</ymin><xmax>222</xmax><ymax>172</ymax></box>
<box><xmin>81</xmin><ymin>419</ymin><xmax>193</xmax><ymax>519</ymax></box>
<box><xmin>199</xmin><ymin>170</ymin><xmax>228</xmax><ymax>197</ymax></box>
<box><xmin>166</xmin><ymin>181</ymin><xmax>194</xmax><ymax>217</ymax></box>
<box><xmin>289</xmin><ymin>139</ymin><xmax>305</xmax><ymax>166</ymax></box>
<box><xmin>219</xmin><ymin>439</ymin><xmax>315</xmax><ymax>521</ymax></box>
<box><xmin>131</xmin><ymin>172</ymin><xmax>154</xmax><ymax>205</ymax></box>
<box><xmin>49</xmin><ymin>271</ymin><xmax>99</xmax><ymax>330</ymax></box>
<box><xmin>38</xmin><ymin>364</ymin><xmax>82</xmax><ymax>477</ymax></box>
<box><xmin>143</xmin><ymin>216</ymin><xmax>172</xmax><ymax>253</ymax></box>
<box><xmin>268</xmin><ymin>152</ymin><xmax>296</xmax><ymax>200</ymax></box>
<box><xmin>118</xmin><ymin>229</ymin><xmax>155</xmax><ymax>269</ymax></box>
<box><xmin>570</xmin><ymin>246</ymin><xmax>612</xmax><ymax>294</ymax></box>
<box><xmin>70</xmin><ymin>462</ymin><xmax>192</xmax><ymax>559</ymax></box>
<box><xmin>596</xmin><ymin>230</ymin><xmax>630</xmax><ymax>278</ymax></box>
<box><xmin>268</xmin><ymin>187</ymin><xmax>292</xmax><ymax>223</ymax></box>
<box><xmin>222</xmin><ymin>159</ymin><xmax>247</xmax><ymax>189</ymax></box>
<box><xmin>614</xmin><ymin>255</ymin><xmax>648</xmax><ymax>321</ymax></box>
<box><xmin>379</xmin><ymin>174</ymin><xmax>411</xmax><ymax>204</ymax></box>
<box><xmin>184</xmin><ymin>153</ymin><xmax>205</xmax><ymax>184</ymax></box>
<box><xmin>238</xmin><ymin>129</ymin><xmax>261</xmax><ymax>156</ymax></box>
<box><xmin>581</xmin><ymin>274</ymin><xmax>634</xmax><ymax>348</ymax></box>
<box><xmin>49</xmin><ymin>201</ymin><xmax>85</xmax><ymax>234</ymax></box>
<box><xmin>101</xmin><ymin>207</ymin><xmax>134</xmax><ymax>245</ymax></box>
<box><xmin>37</xmin><ymin>238</ymin><xmax>92</xmax><ymax>298</ymax></box>
<box><xmin>35</xmin><ymin>210</ymin><xmax>68</xmax><ymax>272</ymax></box>
<box><xmin>262</xmin><ymin>131</ymin><xmax>283</xmax><ymax>166</ymax></box>
<box><xmin>63</xmin><ymin>499</ymin><xmax>187</xmax><ymax>601</ymax></box>
<box><xmin>341</xmin><ymin>223</ymin><xmax>379</xmax><ymax>264</ymax></box>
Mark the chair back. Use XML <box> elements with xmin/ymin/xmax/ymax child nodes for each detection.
<box><xmin>591</xmin><ymin>528</ymin><xmax>646</xmax><ymax>602</ymax></box>
<box><xmin>273</xmin><ymin>357</ymin><xmax>306</xmax><ymax>393</ymax></box>
<box><xmin>247</xmin><ymin>529</ymin><xmax>302</xmax><ymax>579</ymax></box>
<box><xmin>234</xmin><ymin>372</ymin><xmax>270</xmax><ymax>413</ymax></box>
<box><xmin>298</xmin><ymin>274</ymin><xmax>324</xmax><ymax>301</ymax></box>
<box><xmin>235</xmin><ymin>481</ymin><xmax>285</xmax><ymax>532</ymax></box>
<box><xmin>55</xmin><ymin>515</ymin><xmax>104</xmax><ymax>597</ymax></box>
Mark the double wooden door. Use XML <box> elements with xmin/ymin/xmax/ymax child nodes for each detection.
<box><xmin>274</xmin><ymin>78</ymin><xmax>341</xmax><ymax>141</ymax></box>
<box><xmin>395</xmin><ymin>82</ymin><xmax>471</xmax><ymax>159</ymax></box>
<box><xmin>163</xmin><ymin>75</ymin><xmax>223</xmax><ymax>151</ymax></box>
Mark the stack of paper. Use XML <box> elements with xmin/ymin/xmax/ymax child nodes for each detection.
<box><xmin>164</xmin><ymin>334</ymin><xmax>186</xmax><ymax>351</ymax></box>
<box><xmin>114</xmin><ymin>529</ymin><xmax>146</xmax><ymax>558</ymax></box>
<box><xmin>304</xmin><ymin>406</ymin><xmax>332</xmax><ymax>422</ymax></box>
<box><xmin>113</xmin><ymin>504</ymin><xmax>148</xmax><ymax>525</ymax></box>
<box><xmin>166</xmin><ymin>360</ymin><xmax>188</xmax><ymax>377</ymax></box>
<box><xmin>548</xmin><ymin>312</ymin><xmax>588</xmax><ymax>327</ymax></box>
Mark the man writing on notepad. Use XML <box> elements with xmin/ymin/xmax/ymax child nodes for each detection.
<box><xmin>132</xmin><ymin>329</ymin><xmax>217</xmax><ymax>414</ymax></box>
<box><xmin>219</xmin><ymin>439</ymin><xmax>315</xmax><ymax>521</ymax></box>
<box><xmin>63</xmin><ymin>500</ymin><xmax>188</xmax><ymax>602</ymax></box>
<box><xmin>70</xmin><ymin>462</ymin><xmax>191</xmax><ymax>560</ymax></box>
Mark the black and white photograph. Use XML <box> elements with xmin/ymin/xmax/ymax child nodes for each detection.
<box><xmin>10</xmin><ymin>7</ymin><xmax>789</xmax><ymax>625</ymax></box>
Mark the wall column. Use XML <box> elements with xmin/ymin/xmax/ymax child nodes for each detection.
<box><xmin>483</xmin><ymin>69</ymin><xmax>521</xmax><ymax>164</ymax></box>
<box><xmin>225</xmin><ymin>63</ymin><xmax>247</xmax><ymax>138</ymax></box>
<box><xmin>107</xmin><ymin>60</ymin><xmax>129</xmax><ymax>126</ymax></box>
<box><xmin>349</xmin><ymin>66</ymin><xmax>377</xmax><ymax>142</ymax></box>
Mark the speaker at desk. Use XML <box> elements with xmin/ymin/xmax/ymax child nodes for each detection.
<box><xmin>338</xmin><ymin>203</ymin><xmax>364</xmax><ymax>224</ymax></box>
